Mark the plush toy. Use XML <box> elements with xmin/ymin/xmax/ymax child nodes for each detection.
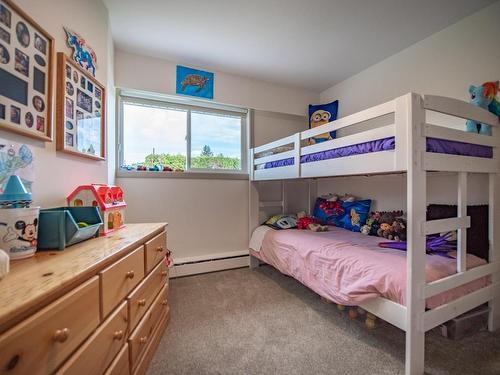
<box><xmin>465</xmin><ymin>81</ymin><xmax>500</xmax><ymax>136</ymax></box>
<box><xmin>376</xmin><ymin>212</ymin><xmax>397</xmax><ymax>239</ymax></box>
<box><xmin>361</xmin><ymin>216</ymin><xmax>376</xmax><ymax>235</ymax></box>
<box><xmin>297</xmin><ymin>211</ymin><xmax>328</xmax><ymax>231</ymax></box>
<box><xmin>388</xmin><ymin>218</ymin><xmax>406</xmax><ymax>242</ymax></box>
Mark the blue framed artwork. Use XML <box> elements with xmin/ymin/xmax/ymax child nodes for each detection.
<box><xmin>176</xmin><ymin>65</ymin><xmax>214</xmax><ymax>99</ymax></box>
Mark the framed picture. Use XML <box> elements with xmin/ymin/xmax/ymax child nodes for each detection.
<box><xmin>0</xmin><ymin>0</ymin><xmax>54</xmax><ymax>141</ymax></box>
<box><xmin>56</xmin><ymin>52</ymin><xmax>105</xmax><ymax>160</ymax></box>
<box><xmin>176</xmin><ymin>65</ymin><xmax>214</xmax><ymax>100</ymax></box>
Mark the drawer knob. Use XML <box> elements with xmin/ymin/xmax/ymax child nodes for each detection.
<box><xmin>161</xmin><ymin>300</ymin><xmax>168</xmax><ymax>306</ymax></box>
<box><xmin>156</xmin><ymin>246</ymin><xmax>164</xmax><ymax>252</ymax></box>
<box><xmin>113</xmin><ymin>330</ymin><xmax>124</xmax><ymax>340</ymax></box>
<box><xmin>53</xmin><ymin>328</ymin><xmax>70</xmax><ymax>343</ymax></box>
<box><xmin>125</xmin><ymin>270</ymin><xmax>135</xmax><ymax>279</ymax></box>
<box><xmin>139</xmin><ymin>336</ymin><xmax>148</xmax><ymax>344</ymax></box>
<box><xmin>138</xmin><ymin>299</ymin><xmax>146</xmax><ymax>307</ymax></box>
<box><xmin>161</xmin><ymin>270</ymin><xmax>168</xmax><ymax>277</ymax></box>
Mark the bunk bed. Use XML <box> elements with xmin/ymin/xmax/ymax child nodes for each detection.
<box><xmin>248</xmin><ymin>93</ymin><xmax>500</xmax><ymax>375</ymax></box>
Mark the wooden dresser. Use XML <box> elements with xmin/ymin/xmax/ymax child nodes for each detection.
<box><xmin>0</xmin><ymin>223</ymin><xmax>170</xmax><ymax>375</ymax></box>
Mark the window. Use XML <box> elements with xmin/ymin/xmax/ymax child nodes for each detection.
<box><xmin>118</xmin><ymin>91</ymin><xmax>248</xmax><ymax>175</ymax></box>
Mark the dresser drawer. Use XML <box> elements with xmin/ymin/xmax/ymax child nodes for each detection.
<box><xmin>100</xmin><ymin>246</ymin><xmax>145</xmax><ymax>318</ymax></box>
<box><xmin>0</xmin><ymin>277</ymin><xmax>100</xmax><ymax>375</ymax></box>
<box><xmin>128</xmin><ymin>259</ymin><xmax>168</xmax><ymax>330</ymax></box>
<box><xmin>129</xmin><ymin>284</ymin><xmax>169</xmax><ymax>370</ymax></box>
<box><xmin>56</xmin><ymin>301</ymin><xmax>128</xmax><ymax>375</ymax></box>
<box><xmin>104</xmin><ymin>343</ymin><xmax>129</xmax><ymax>375</ymax></box>
<box><xmin>144</xmin><ymin>231</ymin><xmax>167</xmax><ymax>273</ymax></box>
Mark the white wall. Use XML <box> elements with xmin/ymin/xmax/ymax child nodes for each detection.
<box><xmin>115</xmin><ymin>49</ymin><xmax>317</xmax><ymax>117</ymax></box>
<box><xmin>114</xmin><ymin>50</ymin><xmax>317</xmax><ymax>261</ymax></box>
<box><xmin>0</xmin><ymin>0</ymin><xmax>113</xmax><ymax>207</ymax></box>
<box><xmin>320</xmin><ymin>1</ymin><xmax>500</xmax><ymax>116</ymax></box>
<box><xmin>318</xmin><ymin>2</ymin><xmax>500</xmax><ymax>210</ymax></box>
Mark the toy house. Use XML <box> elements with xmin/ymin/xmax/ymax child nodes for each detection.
<box><xmin>67</xmin><ymin>184</ymin><xmax>126</xmax><ymax>235</ymax></box>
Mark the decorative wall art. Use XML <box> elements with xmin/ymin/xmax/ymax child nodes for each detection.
<box><xmin>56</xmin><ymin>52</ymin><xmax>105</xmax><ymax>160</ymax></box>
<box><xmin>63</xmin><ymin>27</ymin><xmax>97</xmax><ymax>77</ymax></box>
<box><xmin>176</xmin><ymin>65</ymin><xmax>214</xmax><ymax>99</ymax></box>
<box><xmin>0</xmin><ymin>0</ymin><xmax>53</xmax><ymax>141</ymax></box>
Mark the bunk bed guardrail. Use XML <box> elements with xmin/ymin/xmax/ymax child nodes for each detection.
<box><xmin>250</xmin><ymin>92</ymin><xmax>500</xmax><ymax>181</ymax></box>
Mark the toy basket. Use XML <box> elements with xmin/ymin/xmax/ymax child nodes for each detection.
<box><xmin>37</xmin><ymin>207</ymin><xmax>102</xmax><ymax>250</ymax></box>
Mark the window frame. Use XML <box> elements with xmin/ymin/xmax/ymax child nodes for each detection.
<box><xmin>116</xmin><ymin>89</ymin><xmax>249</xmax><ymax>179</ymax></box>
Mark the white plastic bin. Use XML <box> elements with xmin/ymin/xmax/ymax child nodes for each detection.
<box><xmin>0</xmin><ymin>207</ymin><xmax>40</xmax><ymax>259</ymax></box>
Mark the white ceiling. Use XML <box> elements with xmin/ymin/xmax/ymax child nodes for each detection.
<box><xmin>104</xmin><ymin>0</ymin><xmax>496</xmax><ymax>92</ymax></box>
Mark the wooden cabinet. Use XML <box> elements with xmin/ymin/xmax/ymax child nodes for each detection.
<box><xmin>56</xmin><ymin>301</ymin><xmax>128</xmax><ymax>375</ymax></box>
<box><xmin>144</xmin><ymin>231</ymin><xmax>167</xmax><ymax>273</ymax></box>
<box><xmin>128</xmin><ymin>259</ymin><xmax>168</xmax><ymax>330</ymax></box>
<box><xmin>100</xmin><ymin>246</ymin><xmax>145</xmax><ymax>319</ymax></box>
<box><xmin>0</xmin><ymin>223</ymin><xmax>169</xmax><ymax>375</ymax></box>
<box><xmin>129</xmin><ymin>284</ymin><xmax>169</xmax><ymax>371</ymax></box>
<box><xmin>0</xmin><ymin>277</ymin><xmax>100</xmax><ymax>375</ymax></box>
<box><xmin>104</xmin><ymin>343</ymin><xmax>130</xmax><ymax>375</ymax></box>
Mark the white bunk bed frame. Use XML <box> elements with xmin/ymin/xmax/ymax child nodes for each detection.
<box><xmin>248</xmin><ymin>93</ymin><xmax>500</xmax><ymax>375</ymax></box>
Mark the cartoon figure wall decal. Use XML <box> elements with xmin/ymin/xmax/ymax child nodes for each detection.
<box><xmin>64</xmin><ymin>27</ymin><xmax>97</xmax><ymax>77</ymax></box>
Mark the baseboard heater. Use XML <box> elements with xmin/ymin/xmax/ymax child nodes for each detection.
<box><xmin>171</xmin><ymin>254</ymin><xmax>249</xmax><ymax>278</ymax></box>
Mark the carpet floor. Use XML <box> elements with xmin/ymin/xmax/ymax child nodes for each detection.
<box><xmin>147</xmin><ymin>265</ymin><xmax>500</xmax><ymax>375</ymax></box>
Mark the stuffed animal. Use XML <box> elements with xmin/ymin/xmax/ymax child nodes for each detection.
<box><xmin>465</xmin><ymin>81</ymin><xmax>500</xmax><ymax>136</ymax></box>
<box><xmin>376</xmin><ymin>212</ymin><xmax>397</xmax><ymax>239</ymax></box>
<box><xmin>297</xmin><ymin>211</ymin><xmax>328</xmax><ymax>231</ymax></box>
<box><xmin>361</xmin><ymin>216</ymin><xmax>376</xmax><ymax>235</ymax></box>
<box><xmin>388</xmin><ymin>218</ymin><xmax>406</xmax><ymax>242</ymax></box>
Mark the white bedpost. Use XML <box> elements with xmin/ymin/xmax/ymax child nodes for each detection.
<box><xmin>457</xmin><ymin>172</ymin><xmax>468</xmax><ymax>273</ymax></box>
<box><xmin>488</xmin><ymin>162</ymin><xmax>500</xmax><ymax>330</ymax></box>
<box><xmin>249</xmin><ymin>179</ymin><xmax>261</xmax><ymax>269</ymax></box>
<box><xmin>249</xmin><ymin>143</ymin><xmax>261</xmax><ymax>268</ymax></box>
<box><xmin>405</xmin><ymin>93</ymin><xmax>427</xmax><ymax>375</ymax></box>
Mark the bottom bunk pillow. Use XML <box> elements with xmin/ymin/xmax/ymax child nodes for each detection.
<box><xmin>312</xmin><ymin>197</ymin><xmax>345</xmax><ymax>226</ymax></box>
<box><xmin>264</xmin><ymin>214</ymin><xmax>297</xmax><ymax>230</ymax></box>
<box><xmin>340</xmin><ymin>199</ymin><xmax>372</xmax><ymax>232</ymax></box>
<box><xmin>313</xmin><ymin>197</ymin><xmax>372</xmax><ymax>231</ymax></box>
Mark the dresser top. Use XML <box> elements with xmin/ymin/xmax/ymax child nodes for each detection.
<box><xmin>0</xmin><ymin>223</ymin><xmax>167</xmax><ymax>332</ymax></box>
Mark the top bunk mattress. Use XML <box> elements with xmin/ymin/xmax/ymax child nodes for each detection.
<box><xmin>260</xmin><ymin>137</ymin><xmax>493</xmax><ymax>169</ymax></box>
<box><xmin>250</xmin><ymin>226</ymin><xmax>488</xmax><ymax>309</ymax></box>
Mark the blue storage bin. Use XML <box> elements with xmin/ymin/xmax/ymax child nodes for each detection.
<box><xmin>37</xmin><ymin>207</ymin><xmax>103</xmax><ymax>250</ymax></box>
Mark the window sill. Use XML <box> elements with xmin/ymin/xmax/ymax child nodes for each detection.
<box><xmin>115</xmin><ymin>170</ymin><xmax>249</xmax><ymax>180</ymax></box>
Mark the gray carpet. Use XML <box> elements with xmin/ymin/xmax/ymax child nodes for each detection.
<box><xmin>147</xmin><ymin>266</ymin><xmax>500</xmax><ymax>375</ymax></box>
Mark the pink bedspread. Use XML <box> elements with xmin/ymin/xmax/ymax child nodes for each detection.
<box><xmin>251</xmin><ymin>226</ymin><xmax>488</xmax><ymax>309</ymax></box>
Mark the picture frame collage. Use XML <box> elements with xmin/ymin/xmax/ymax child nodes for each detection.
<box><xmin>56</xmin><ymin>52</ymin><xmax>105</xmax><ymax>160</ymax></box>
<box><xmin>0</xmin><ymin>0</ymin><xmax>53</xmax><ymax>141</ymax></box>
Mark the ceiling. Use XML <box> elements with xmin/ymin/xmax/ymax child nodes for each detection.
<box><xmin>103</xmin><ymin>0</ymin><xmax>496</xmax><ymax>92</ymax></box>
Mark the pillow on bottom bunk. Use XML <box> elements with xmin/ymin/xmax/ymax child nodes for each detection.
<box><xmin>313</xmin><ymin>197</ymin><xmax>345</xmax><ymax>226</ymax></box>
<box><xmin>264</xmin><ymin>214</ymin><xmax>297</xmax><ymax>230</ymax></box>
<box><xmin>313</xmin><ymin>197</ymin><xmax>371</xmax><ymax>232</ymax></box>
<box><xmin>339</xmin><ymin>200</ymin><xmax>372</xmax><ymax>232</ymax></box>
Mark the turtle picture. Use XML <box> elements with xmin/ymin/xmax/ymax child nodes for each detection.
<box><xmin>176</xmin><ymin>65</ymin><xmax>214</xmax><ymax>99</ymax></box>
<box><xmin>180</xmin><ymin>74</ymin><xmax>210</xmax><ymax>93</ymax></box>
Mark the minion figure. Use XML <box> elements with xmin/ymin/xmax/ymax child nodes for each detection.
<box><xmin>308</xmin><ymin>100</ymin><xmax>338</xmax><ymax>144</ymax></box>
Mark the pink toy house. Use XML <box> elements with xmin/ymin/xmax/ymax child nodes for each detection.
<box><xmin>67</xmin><ymin>184</ymin><xmax>126</xmax><ymax>235</ymax></box>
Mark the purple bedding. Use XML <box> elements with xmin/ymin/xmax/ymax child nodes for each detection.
<box><xmin>263</xmin><ymin>137</ymin><xmax>493</xmax><ymax>169</ymax></box>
